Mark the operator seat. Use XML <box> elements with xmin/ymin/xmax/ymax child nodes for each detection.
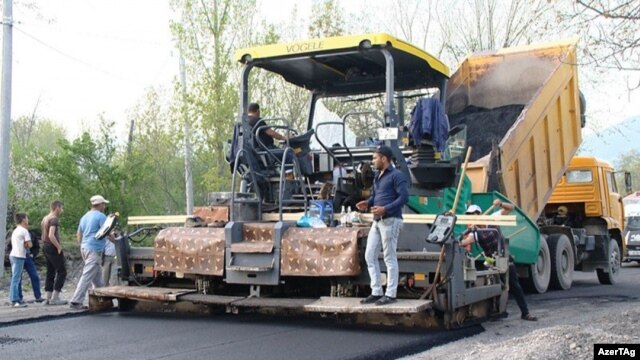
<box><xmin>250</xmin><ymin>119</ymin><xmax>280</xmax><ymax>174</ymax></box>
<box><xmin>287</xmin><ymin>129</ymin><xmax>315</xmax><ymax>176</ymax></box>
<box><xmin>408</xmin><ymin>97</ymin><xmax>461</xmax><ymax>189</ymax></box>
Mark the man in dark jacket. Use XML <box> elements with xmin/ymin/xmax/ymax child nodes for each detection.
<box><xmin>356</xmin><ymin>145</ymin><xmax>409</xmax><ymax>306</ymax></box>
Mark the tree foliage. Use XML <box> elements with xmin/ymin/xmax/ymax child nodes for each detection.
<box><xmin>8</xmin><ymin>116</ymin><xmax>66</xmax><ymax>227</ymax></box>
<box><xmin>308</xmin><ymin>0</ymin><xmax>346</xmax><ymax>38</ymax></box>
<box><xmin>557</xmin><ymin>0</ymin><xmax>640</xmax><ymax>94</ymax></box>
<box><xmin>562</xmin><ymin>1</ymin><xmax>640</xmax><ymax>71</ymax></box>
<box><xmin>33</xmin><ymin>120</ymin><xmax>131</xmax><ymax>231</ymax></box>
<box><xmin>615</xmin><ymin>149</ymin><xmax>640</xmax><ymax>194</ymax></box>
<box><xmin>435</xmin><ymin>0</ymin><xmax>555</xmax><ymax>64</ymax></box>
<box><xmin>170</xmin><ymin>0</ymin><xmax>258</xmax><ymax>191</ymax></box>
<box><xmin>123</xmin><ymin>88</ymin><xmax>189</xmax><ymax>214</ymax></box>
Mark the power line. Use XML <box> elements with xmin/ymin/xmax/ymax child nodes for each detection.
<box><xmin>18</xmin><ymin>21</ymin><xmax>170</xmax><ymax>48</ymax></box>
<box><xmin>13</xmin><ymin>25</ymin><xmax>158</xmax><ymax>86</ymax></box>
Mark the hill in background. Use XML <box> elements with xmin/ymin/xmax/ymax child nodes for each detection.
<box><xmin>579</xmin><ymin>115</ymin><xmax>640</xmax><ymax>164</ymax></box>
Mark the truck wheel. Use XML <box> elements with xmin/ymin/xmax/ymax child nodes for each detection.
<box><xmin>548</xmin><ymin>234</ymin><xmax>574</xmax><ymax>290</ymax></box>
<box><xmin>597</xmin><ymin>239</ymin><xmax>621</xmax><ymax>285</ymax></box>
<box><xmin>522</xmin><ymin>235</ymin><xmax>551</xmax><ymax>293</ymax></box>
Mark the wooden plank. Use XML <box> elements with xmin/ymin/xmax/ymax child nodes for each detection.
<box><xmin>179</xmin><ymin>294</ymin><xmax>245</xmax><ymax>305</ymax></box>
<box><xmin>89</xmin><ymin>286</ymin><xmax>194</xmax><ymax>302</ymax></box>
<box><xmin>231</xmin><ymin>297</ymin><xmax>316</xmax><ymax>310</ymax></box>
<box><xmin>128</xmin><ymin>215</ymin><xmax>188</xmax><ymax>225</ymax></box>
<box><xmin>262</xmin><ymin>212</ymin><xmax>517</xmax><ymax>226</ymax></box>
<box><xmin>129</xmin><ymin>213</ymin><xmax>517</xmax><ymax>226</ymax></box>
<box><xmin>304</xmin><ymin>297</ymin><xmax>432</xmax><ymax>314</ymax></box>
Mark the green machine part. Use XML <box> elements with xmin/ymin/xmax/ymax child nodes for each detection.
<box><xmin>466</xmin><ymin>192</ymin><xmax>540</xmax><ymax>265</ymax></box>
<box><xmin>407</xmin><ymin>179</ymin><xmax>540</xmax><ymax>265</ymax></box>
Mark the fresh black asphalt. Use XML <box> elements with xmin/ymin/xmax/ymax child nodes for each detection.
<box><xmin>0</xmin><ymin>311</ymin><xmax>481</xmax><ymax>360</ymax></box>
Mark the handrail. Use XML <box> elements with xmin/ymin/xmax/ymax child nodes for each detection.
<box><xmin>314</xmin><ymin>111</ymin><xmax>382</xmax><ymax>170</ymax></box>
<box><xmin>253</xmin><ymin>118</ymin><xmax>298</xmax><ymax>165</ymax></box>
<box><xmin>252</xmin><ymin>117</ymin><xmax>297</xmax><ymax>140</ymax></box>
<box><xmin>230</xmin><ymin>148</ymin><xmax>262</xmax><ymax>221</ymax></box>
<box><xmin>314</xmin><ymin>121</ymin><xmax>356</xmax><ymax>170</ymax></box>
<box><xmin>278</xmin><ymin>147</ymin><xmax>308</xmax><ymax>222</ymax></box>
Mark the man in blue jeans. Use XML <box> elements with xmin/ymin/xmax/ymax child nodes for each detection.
<box><xmin>9</xmin><ymin>213</ymin><xmax>33</xmax><ymax>307</ymax></box>
<box><xmin>18</xmin><ymin>246</ymin><xmax>43</xmax><ymax>303</ymax></box>
<box><xmin>356</xmin><ymin>145</ymin><xmax>409</xmax><ymax>306</ymax></box>
<box><xmin>8</xmin><ymin>228</ymin><xmax>42</xmax><ymax>304</ymax></box>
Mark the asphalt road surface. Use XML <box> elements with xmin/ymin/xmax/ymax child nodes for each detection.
<box><xmin>0</xmin><ymin>311</ymin><xmax>481</xmax><ymax>360</ymax></box>
<box><xmin>1</xmin><ymin>264</ymin><xmax>638</xmax><ymax>360</ymax></box>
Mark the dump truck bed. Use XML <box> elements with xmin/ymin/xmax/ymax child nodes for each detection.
<box><xmin>447</xmin><ymin>39</ymin><xmax>582</xmax><ymax>221</ymax></box>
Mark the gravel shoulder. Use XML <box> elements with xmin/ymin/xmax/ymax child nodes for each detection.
<box><xmin>406</xmin><ymin>264</ymin><xmax>640</xmax><ymax>360</ymax></box>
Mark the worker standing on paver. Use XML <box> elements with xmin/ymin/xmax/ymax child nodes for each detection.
<box><xmin>356</xmin><ymin>145</ymin><xmax>409</xmax><ymax>306</ymax></box>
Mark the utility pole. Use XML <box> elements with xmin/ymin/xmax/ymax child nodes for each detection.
<box><xmin>180</xmin><ymin>50</ymin><xmax>193</xmax><ymax>215</ymax></box>
<box><xmin>0</xmin><ymin>0</ymin><xmax>13</xmax><ymax>278</ymax></box>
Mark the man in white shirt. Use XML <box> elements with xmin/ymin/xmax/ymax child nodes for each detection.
<box><xmin>9</xmin><ymin>213</ymin><xmax>32</xmax><ymax>307</ymax></box>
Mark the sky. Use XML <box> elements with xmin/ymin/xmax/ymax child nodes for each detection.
<box><xmin>11</xmin><ymin>0</ymin><xmax>177</xmax><ymax>138</ymax></box>
<box><xmin>6</xmin><ymin>0</ymin><xmax>640</xmax><ymax>142</ymax></box>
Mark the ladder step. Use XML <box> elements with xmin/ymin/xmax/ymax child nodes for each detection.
<box><xmin>231</xmin><ymin>242</ymin><xmax>274</xmax><ymax>254</ymax></box>
<box><xmin>233</xmin><ymin>199</ymin><xmax>260</xmax><ymax>204</ymax></box>
<box><xmin>280</xmin><ymin>200</ymin><xmax>307</xmax><ymax>204</ymax></box>
<box><xmin>227</xmin><ymin>265</ymin><xmax>274</xmax><ymax>272</ymax></box>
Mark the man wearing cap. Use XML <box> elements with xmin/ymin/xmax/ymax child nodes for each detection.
<box><xmin>460</xmin><ymin>202</ymin><xmax>537</xmax><ymax>321</ymax></box>
<box><xmin>69</xmin><ymin>195</ymin><xmax>114</xmax><ymax>309</ymax></box>
<box><xmin>356</xmin><ymin>145</ymin><xmax>409</xmax><ymax>306</ymax></box>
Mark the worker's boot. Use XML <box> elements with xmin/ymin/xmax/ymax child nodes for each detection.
<box><xmin>49</xmin><ymin>291</ymin><xmax>68</xmax><ymax>306</ymax></box>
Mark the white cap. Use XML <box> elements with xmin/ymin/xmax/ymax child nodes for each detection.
<box><xmin>465</xmin><ymin>204</ymin><xmax>482</xmax><ymax>214</ymax></box>
<box><xmin>90</xmin><ymin>195</ymin><xmax>110</xmax><ymax>205</ymax></box>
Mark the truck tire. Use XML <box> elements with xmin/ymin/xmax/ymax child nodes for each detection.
<box><xmin>522</xmin><ymin>235</ymin><xmax>551</xmax><ymax>294</ymax></box>
<box><xmin>597</xmin><ymin>239</ymin><xmax>621</xmax><ymax>285</ymax></box>
<box><xmin>548</xmin><ymin>234</ymin><xmax>574</xmax><ymax>290</ymax></box>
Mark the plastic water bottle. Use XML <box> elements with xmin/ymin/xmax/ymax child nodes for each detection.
<box><xmin>339</xmin><ymin>206</ymin><xmax>346</xmax><ymax>227</ymax></box>
<box><xmin>309</xmin><ymin>202</ymin><xmax>321</xmax><ymax>220</ymax></box>
<box><xmin>346</xmin><ymin>206</ymin><xmax>353</xmax><ymax>227</ymax></box>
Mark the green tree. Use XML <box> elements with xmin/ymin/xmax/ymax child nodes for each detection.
<box><xmin>34</xmin><ymin>120</ymin><xmax>130</xmax><ymax>231</ymax></box>
<box><xmin>615</xmin><ymin>149</ymin><xmax>640</xmax><ymax>194</ymax></box>
<box><xmin>124</xmin><ymin>88</ymin><xmax>194</xmax><ymax>214</ymax></box>
<box><xmin>170</xmin><ymin>0</ymin><xmax>259</xmax><ymax>192</ymax></box>
<box><xmin>308</xmin><ymin>0</ymin><xmax>346</xmax><ymax>38</ymax></box>
<box><xmin>8</xmin><ymin>116</ymin><xmax>66</xmax><ymax>227</ymax></box>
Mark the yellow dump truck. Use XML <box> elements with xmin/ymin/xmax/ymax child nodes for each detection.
<box><xmin>410</xmin><ymin>39</ymin><xmax>586</xmax><ymax>293</ymax></box>
<box><xmin>444</xmin><ymin>41</ymin><xmax>630</xmax><ymax>292</ymax></box>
